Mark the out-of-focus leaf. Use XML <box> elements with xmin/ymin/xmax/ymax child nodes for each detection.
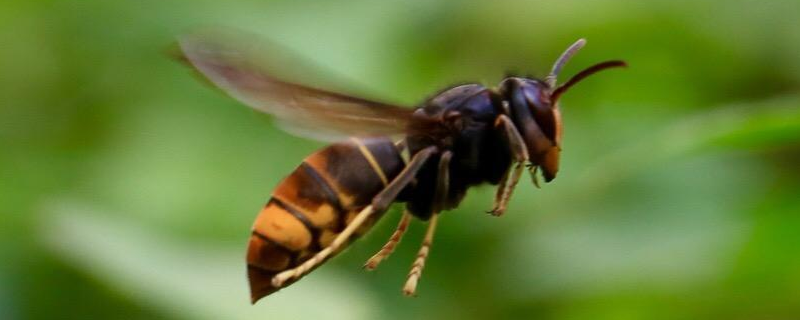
<box><xmin>40</xmin><ymin>201</ymin><xmax>379</xmax><ymax>320</ymax></box>
<box><xmin>577</xmin><ymin>94</ymin><xmax>800</xmax><ymax>191</ymax></box>
<box><xmin>498</xmin><ymin>155</ymin><xmax>754</xmax><ymax>300</ymax></box>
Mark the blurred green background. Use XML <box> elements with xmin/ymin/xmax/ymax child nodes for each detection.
<box><xmin>2</xmin><ymin>0</ymin><xmax>799</xmax><ymax>319</ymax></box>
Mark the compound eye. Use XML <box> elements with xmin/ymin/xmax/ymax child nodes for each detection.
<box><xmin>520</xmin><ymin>83</ymin><xmax>557</xmax><ymax>142</ymax></box>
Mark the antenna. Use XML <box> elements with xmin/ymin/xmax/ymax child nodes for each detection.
<box><xmin>545</xmin><ymin>38</ymin><xmax>587</xmax><ymax>88</ymax></box>
<box><xmin>551</xmin><ymin>60</ymin><xmax>627</xmax><ymax>102</ymax></box>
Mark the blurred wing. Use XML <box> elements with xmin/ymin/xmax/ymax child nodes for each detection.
<box><xmin>178</xmin><ymin>31</ymin><xmax>413</xmax><ymax>141</ymax></box>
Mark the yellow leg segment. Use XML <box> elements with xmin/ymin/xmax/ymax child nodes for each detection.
<box><xmin>364</xmin><ymin>211</ymin><xmax>413</xmax><ymax>270</ymax></box>
<box><xmin>272</xmin><ymin>205</ymin><xmax>375</xmax><ymax>287</ymax></box>
<box><xmin>403</xmin><ymin>213</ymin><xmax>439</xmax><ymax>296</ymax></box>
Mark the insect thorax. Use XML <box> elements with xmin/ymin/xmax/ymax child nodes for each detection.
<box><xmin>400</xmin><ymin>84</ymin><xmax>512</xmax><ymax>218</ymax></box>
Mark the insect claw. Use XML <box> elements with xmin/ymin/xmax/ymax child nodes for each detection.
<box><xmin>529</xmin><ymin>166</ymin><xmax>541</xmax><ymax>189</ymax></box>
<box><xmin>488</xmin><ymin>207</ymin><xmax>505</xmax><ymax>217</ymax></box>
<box><xmin>363</xmin><ymin>261</ymin><xmax>378</xmax><ymax>271</ymax></box>
<box><xmin>487</xmin><ymin>207</ymin><xmax>504</xmax><ymax>216</ymax></box>
<box><xmin>402</xmin><ymin>287</ymin><xmax>418</xmax><ymax>297</ymax></box>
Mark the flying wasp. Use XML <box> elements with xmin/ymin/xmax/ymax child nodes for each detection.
<box><xmin>178</xmin><ymin>31</ymin><xmax>625</xmax><ymax>303</ymax></box>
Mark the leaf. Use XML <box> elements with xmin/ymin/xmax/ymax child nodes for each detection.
<box><xmin>576</xmin><ymin>94</ymin><xmax>800</xmax><ymax>191</ymax></box>
<box><xmin>39</xmin><ymin>201</ymin><xmax>379</xmax><ymax>320</ymax></box>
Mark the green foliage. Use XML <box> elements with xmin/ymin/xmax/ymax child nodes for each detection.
<box><xmin>1</xmin><ymin>0</ymin><xmax>798</xmax><ymax>319</ymax></box>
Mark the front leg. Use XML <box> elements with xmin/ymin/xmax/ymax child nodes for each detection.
<box><xmin>489</xmin><ymin>114</ymin><xmax>530</xmax><ymax>216</ymax></box>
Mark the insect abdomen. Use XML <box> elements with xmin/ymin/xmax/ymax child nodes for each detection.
<box><xmin>247</xmin><ymin>137</ymin><xmax>404</xmax><ymax>302</ymax></box>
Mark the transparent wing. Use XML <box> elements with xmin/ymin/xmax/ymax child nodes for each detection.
<box><xmin>178</xmin><ymin>30</ymin><xmax>413</xmax><ymax>141</ymax></box>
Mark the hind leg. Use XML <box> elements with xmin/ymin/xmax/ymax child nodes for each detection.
<box><xmin>403</xmin><ymin>212</ymin><xmax>439</xmax><ymax>296</ymax></box>
<box><xmin>402</xmin><ymin>150</ymin><xmax>451</xmax><ymax>296</ymax></box>
<box><xmin>363</xmin><ymin>210</ymin><xmax>412</xmax><ymax>270</ymax></box>
<box><xmin>271</xmin><ymin>146</ymin><xmax>437</xmax><ymax>287</ymax></box>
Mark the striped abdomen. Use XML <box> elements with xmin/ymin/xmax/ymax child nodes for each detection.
<box><xmin>247</xmin><ymin>137</ymin><xmax>404</xmax><ymax>302</ymax></box>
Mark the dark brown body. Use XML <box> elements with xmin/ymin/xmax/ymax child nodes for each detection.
<box><xmin>248</xmin><ymin>81</ymin><xmax>542</xmax><ymax>299</ymax></box>
<box><xmin>178</xmin><ymin>33</ymin><xmax>625</xmax><ymax>302</ymax></box>
<box><xmin>247</xmin><ymin>80</ymin><xmax>573</xmax><ymax>300</ymax></box>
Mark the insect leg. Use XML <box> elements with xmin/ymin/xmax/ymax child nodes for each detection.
<box><xmin>365</xmin><ymin>145</ymin><xmax>442</xmax><ymax>271</ymax></box>
<box><xmin>403</xmin><ymin>212</ymin><xmax>439</xmax><ymax>296</ymax></box>
<box><xmin>363</xmin><ymin>210</ymin><xmax>412</xmax><ymax>270</ymax></box>
<box><xmin>394</xmin><ymin>138</ymin><xmax>407</xmax><ymax>151</ymax></box>
<box><xmin>432</xmin><ymin>151</ymin><xmax>452</xmax><ymax>213</ymax></box>
<box><xmin>403</xmin><ymin>150</ymin><xmax>451</xmax><ymax>296</ymax></box>
<box><xmin>271</xmin><ymin>145</ymin><xmax>437</xmax><ymax>288</ymax></box>
<box><xmin>490</xmin><ymin>114</ymin><xmax>530</xmax><ymax>216</ymax></box>
<box><xmin>529</xmin><ymin>164</ymin><xmax>541</xmax><ymax>189</ymax></box>
<box><xmin>372</xmin><ymin>146</ymin><xmax>437</xmax><ymax>212</ymax></box>
<box><xmin>490</xmin><ymin>169</ymin><xmax>510</xmax><ymax>213</ymax></box>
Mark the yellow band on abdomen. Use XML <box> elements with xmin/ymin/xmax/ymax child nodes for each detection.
<box><xmin>351</xmin><ymin>138</ymin><xmax>389</xmax><ymax>186</ymax></box>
